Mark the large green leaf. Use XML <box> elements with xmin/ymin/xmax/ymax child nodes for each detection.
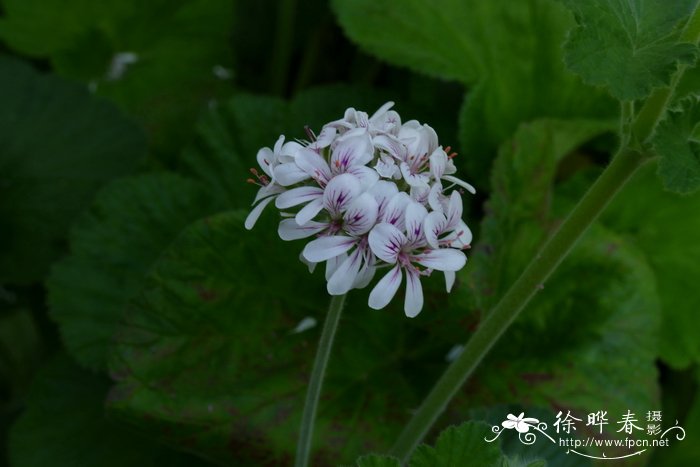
<box><xmin>0</xmin><ymin>57</ymin><xmax>145</xmax><ymax>284</ymax></box>
<box><xmin>0</xmin><ymin>0</ymin><xmax>236</xmax><ymax>154</ymax></box>
<box><xmin>331</xmin><ymin>0</ymin><xmax>615</xmax><ymax>185</ymax></box>
<box><xmin>48</xmin><ymin>173</ymin><xmax>215</xmax><ymax>371</ymax></box>
<box><xmin>653</xmin><ymin>96</ymin><xmax>700</xmax><ymax>194</ymax></box>
<box><xmin>9</xmin><ymin>356</ymin><xmax>212</xmax><ymax>467</ymax></box>
<box><xmin>109</xmin><ymin>211</ymin><xmax>422</xmax><ymax>465</ymax></box>
<box><xmin>560</xmin><ymin>0</ymin><xmax>697</xmax><ymax>100</ymax></box>
<box><xmin>602</xmin><ymin>162</ymin><xmax>700</xmax><ymax>368</ymax></box>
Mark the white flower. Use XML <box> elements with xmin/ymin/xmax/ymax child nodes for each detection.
<box><xmin>245</xmin><ymin>102</ymin><xmax>475</xmax><ymax>316</ymax></box>
<box><xmin>502</xmin><ymin>413</ymin><xmax>540</xmax><ymax>433</ymax></box>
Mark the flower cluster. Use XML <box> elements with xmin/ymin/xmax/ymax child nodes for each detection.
<box><xmin>245</xmin><ymin>102</ymin><xmax>474</xmax><ymax>317</ymax></box>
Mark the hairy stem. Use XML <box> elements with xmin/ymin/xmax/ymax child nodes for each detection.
<box><xmin>295</xmin><ymin>294</ymin><xmax>346</xmax><ymax>467</ymax></box>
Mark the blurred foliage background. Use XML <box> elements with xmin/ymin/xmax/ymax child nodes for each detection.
<box><xmin>0</xmin><ymin>0</ymin><xmax>698</xmax><ymax>465</ymax></box>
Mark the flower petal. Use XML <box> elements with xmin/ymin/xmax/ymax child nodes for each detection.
<box><xmin>400</xmin><ymin>162</ymin><xmax>430</xmax><ymax>188</ymax></box>
<box><xmin>405</xmin><ymin>201</ymin><xmax>428</xmax><ymax>245</ymax></box>
<box><xmin>331</xmin><ymin>132</ymin><xmax>373</xmax><ymax>170</ymax></box>
<box><xmin>424</xmin><ymin>211</ymin><xmax>447</xmax><ymax>249</ymax></box>
<box><xmin>429</xmin><ymin>147</ymin><xmax>448</xmax><ymax>180</ymax></box>
<box><xmin>382</xmin><ymin>192</ymin><xmax>411</xmax><ymax>231</ymax></box>
<box><xmin>276</xmin><ymin>186</ymin><xmax>323</xmax><ymax>209</ymax></box>
<box><xmin>327</xmin><ymin>248</ymin><xmax>363</xmax><ymax>295</ymax></box>
<box><xmin>369</xmin><ymin>101</ymin><xmax>395</xmax><ymax>121</ymax></box>
<box><xmin>368</xmin><ymin>222</ymin><xmax>407</xmax><ymax>264</ymax></box>
<box><xmin>253</xmin><ymin>183</ymin><xmax>285</xmax><ymax>204</ymax></box>
<box><xmin>353</xmin><ymin>263</ymin><xmax>376</xmax><ymax>289</ymax></box>
<box><xmin>295</xmin><ymin>197</ymin><xmax>325</xmax><ymax>225</ymax></box>
<box><xmin>323</xmin><ymin>173</ymin><xmax>362</xmax><ymax>216</ymax></box>
<box><xmin>244</xmin><ymin>195</ymin><xmax>276</xmax><ymax>230</ymax></box>
<box><xmin>368</xmin><ymin>180</ymin><xmax>399</xmax><ymax>219</ymax></box>
<box><xmin>303</xmin><ymin>235</ymin><xmax>356</xmax><ymax>262</ymax></box>
<box><xmin>445</xmin><ymin>190</ymin><xmax>463</xmax><ymax>228</ymax></box>
<box><xmin>256</xmin><ymin>147</ymin><xmax>275</xmax><ymax>177</ymax></box>
<box><xmin>368</xmin><ymin>265</ymin><xmax>402</xmax><ymax>310</ymax></box>
<box><xmin>278</xmin><ymin>219</ymin><xmax>326</xmax><ymax>240</ymax></box>
<box><xmin>442</xmin><ymin>175</ymin><xmax>476</xmax><ymax>194</ymax></box>
<box><xmin>444</xmin><ymin>271</ymin><xmax>456</xmax><ymax>292</ymax></box>
<box><xmin>414</xmin><ymin>248</ymin><xmax>466</xmax><ymax>272</ymax></box>
<box><xmin>325</xmin><ymin>253</ymin><xmax>346</xmax><ymax>281</ymax></box>
<box><xmin>343</xmin><ymin>192</ymin><xmax>379</xmax><ymax>236</ymax></box>
<box><xmin>404</xmin><ymin>268</ymin><xmax>424</xmax><ymax>317</ymax></box>
<box><xmin>273</xmin><ymin>162</ymin><xmax>309</xmax><ymax>186</ymax></box>
<box><xmin>296</xmin><ymin>147</ymin><xmax>331</xmax><ymax>184</ymax></box>
<box><xmin>346</xmin><ymin>165</ymin><xmax>380</xmax><ymax>191</ymax></box>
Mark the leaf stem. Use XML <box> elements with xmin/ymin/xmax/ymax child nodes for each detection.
<box><xmin>389</xmin><ymin>148</ymin><xmax>650</xmax><ymax>462</ymax></box>
<box><xmin>295</xmin><ymin>293</ymin><xmax>346</xmax><ymax>467</ymax></box>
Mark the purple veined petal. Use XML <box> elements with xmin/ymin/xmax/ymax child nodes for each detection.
<box><xmin>295</xmin><ymin>197</ymin><xmax>325</xmax><ymax>225</ymax></box>
<box><xmin>414</xmin><ymin>248</ymin><xmax>467</xmax><ymax>272</ymax></box>
<box><xmin>382</xmin><ymin>192</ymin><xmax>411</xmax><ymax>231</ymax></box>
<box><xmin>343</xmin><ymin>192</ymin><xmax>379</xmax><ymax>236</ymax></box>
<box><xmin>256</xmin><ymin>147</ymin><xmax>275</xmax><ymax>178</ymax></box>
<box><xmin>441</xmin><ymin>220</ymin><xmax>473</xmax><ymax>248</ymax></box>
<box><xmin>354</xmin><ymin>110</ymin><xmax>370</xmax><ymax>128</ymax></box>
<box><xmin>423</xmin><ymin>211</ymin><xmax>448</xmax><ymax>249</ymax></box>
<box><xmin>303</xmin><ymin>235</ymin><xmax>356</xmax><ymax>263</ymax></box>
<box><xmin>368</xmin><ymin>222</ymin><xmax>407</xmax><ymax>263</ymax></box>
<box><xmin>374</xmin><ymin>156</ymin><xmax>400</xmax><ymax>179</ymax></box>
<box><xmin>323</xmin><ymin>173</ymin><xmax>362</xmax><ymax>217</ymax></box>
<box><xmin>369</xmin><ymin>180</ymin><xmax>399</xmax><ymax>219</ymax></box>
<box><xmin>253</xmin><ymin>183</ymin><xmax>285</xmax><ymax>204</ymax></box>
<box><xmin>296</xmin><ymin>147</ymin><xmax>332</xmax><ymax>184</ymax></box>
<box><xmin>400</xmin><ymin>162</ymin><xmax>430</xmax><ymax>189</ymax></box>
<box><xmin>444</xmin><ymin>270</ymin><xmax>456</xmax><ymax>293</ymax></box>
<box><xmin>330</xmin><ymin>132</ymin><xmax>373</xmax><ymax>171</ymax></box>
<box><xmin>275</xmin><ymin>186</ymin><xmax>323</xmax><ymax>209</ymax></box>
<box><xmin>429</xmin><ymin>147</ymin><xmax>448</xmax><ymax>180</ymax></box>
<box><xmin>368</xmin><ymin>264</ymin><xmax>403</xmax><ymax>310</ymax></box>
<box><xmin>404</xmin><ymin>268</ymin><xmax>424</xmax><ymax>318</ymax></box>
<box><xmin>327</xmin><ymin>248</ymin><xmax>363</xmax><ymax>295</ymax></box>
<box><xmin>405</xmin><ymin>201</ymin><xmax>428</xmax><ymax>245</ymax></box>
<box><xmin>346</xmin><ymin>165</ymin><xmax>380</xmax><ymax>191</ymax></box>
<box><xmin>442</xmin><ymin>175</ymin><xmax>476</xmax><ymax>194</ymax></box>
<box><xmin>325</xmin><ymin>252</ymin><xmax>347</xmax><ymax>281</ymax></box>
<box><xmin>273</xmin><ymin>162</ymin><xmax>310</xmax><ymax>186</ymax></box>
<box><xmin>278</xmin><ymin>218</ymin><xmax>327</xmax><ymax>241</ymax></box>
<box><xmin>410</xmin><ymin>185</ymin><xmax>430</xmax><ymax>205</ymax></box>
<box><xmin>244</xmin><ymin>195</ymin><xmax>277</xmax><ymax>230</ymax></box>
<box><xmin>374</xmin><ymin>134</ymin><xmax>408</xmax><ymax>161</ymax></box>
<box><xmin>445</xmin><ymin>190</ymin><xmax>463</xmax><ymax>228</ymax></box>
<box><xmin>369</xmin><ymin>101</ymin><xmax>395</xmax><ymax>122</ymax></box>
<box><xmin>353</xmin><ymin>263</ymin><xmax>376</xmax><ymax>289</ymax></box>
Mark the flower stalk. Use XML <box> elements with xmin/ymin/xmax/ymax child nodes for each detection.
<box><xmin>295</xmin><ymin>293</ymin><xmax>346</xmax><ymax>467</ymax></box>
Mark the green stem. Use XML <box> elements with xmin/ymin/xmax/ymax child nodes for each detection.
<box><xmin>389</xmin><ymin>148</ymin><xmax>650</xmax><ymax>462</ymax></box>
<box><xmin>295</xmin><ymin>294</ymin><xmax>346</xmax><ymax>467</ymax></box>
<box><xmin>632</xmin><ymin>1</ymin><xmax>700</xmax><ymax>142</ymax></box>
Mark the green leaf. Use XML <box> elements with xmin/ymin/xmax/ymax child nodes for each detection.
<box><xmin>181</xmin><ymin>86</ymin><xmax>388</xmax><ymax>210</ymax></box>
<box><xmin>654</xmin><ymin>96</ymin><xmax>700</xmax><ymax>194</ymax></box>
<box><xmin>410</xmin><ymin>422</ymin><xmax>504</xmax><ymax>467</ymax></box>
<box><xmin>48</xmin><ymin>173</ymin><xmax>215</xmax><ymax>371</ymax></box>
<box><xmin>560</xmin><ymin>0</ymin><xmax>698</xmax><ymax>100</ymax></box>
<box><xmin>0</xmin><ymin>57</ymin><xmax>145</xmax><ymax>284</ymax></box>
<box><xmin>650</xmin><ymin>391</ymin><xmax>700</xmax><ymax>465</ymax></box>
<box><xmin>109</xmin><ymin>211</ymin><xmax>420</xmax><ymax>464</ymax></box>
<box><xmin>603</xmin><ymin>161</ymin><xmax>700</xmax><ymax>367</ymax></box>
<box><xmin>331</xmin><ymin>0</ymin><xmax>616</xmax><ymax>185</ymax></box>
<box><xmin>9</xmin><ymin>356</ymin><xmax>211</xmax><ymax>467</ymax></box>
<box><xmin>0</xmin><ymin>0</ymin><xmax>236</xmax><ymax>154</ymax></box>
<box><xmin>0</xmin><ymin>308</ymin><xmax>42</xmax><ymax>407</ymax></box>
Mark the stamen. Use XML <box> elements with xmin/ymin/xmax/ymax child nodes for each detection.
<box><xmin>304</xmin><ymin>125</ymin><xmax>317</xmax><ymax>142</ymax></box>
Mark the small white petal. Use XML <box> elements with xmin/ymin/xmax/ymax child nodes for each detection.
<box><xmin>429</xmin><ymin>147</ymin><xmax>448</xmax><ymax>180</ymax></box>
<box><xmin>445</xmin><ymin>190</ymin><xmax>463</xmax><ymax>228</ymax></box>
<box><xmin>343</xmin><ymin>193</ymin><xmax>379</xmax><ymax>236</ymax></box>
<box><xmin>279</xmin><ymin>141</ymin><xmax>303</xmax><ymax>162</ymax></box>
<box><xmin>278</xmin><ymin>219</ymin><xmax>326</xmax><ymax>240</ymax></box>
<box><xmin>368</xmin><ymin>222</ymin><xmax>407</xmax><ymax>263</ymax></box>
<box><xmin>444</xmin><ymin>270</ymin><xmax>456</xmax><ymax>292</ymax></box>
<box><xmin>331</xmin><ymin>132</ymin><xmax>373</xmax><ymax>170</ymax></box>
<box><xmin>295</xmin><ymin>197</ymin><xmax>325</xmax><ymax>225</ymax></box>
<box><xmin>323</xmin><ymin>173</ymin><xmax>362</xmax><ymax>216</ymax></box>
<box><xmin>296</xmin><ymin>147</ymin><xmax>332</xmax><ymax>183</ymax></box>
<box><xmin>299</xmin><ymin>251</ymin><xmax>316</xmax><ymax>273</ymax></box>
<box><xmin>327</xmin><ymin>248</ymin><xmax>363</xmax><ymax>295</ymax></box>
<box><xmin>303</xmin><ymin>235</ymin><xmax>356</xmax><ymax>262</ymax></box>
<box><xmin>273</xmin><ymin>162</ymin><xmax>310</xmax><ymax>186</ymax></box>
<box><xmin>400</xmin><ymin>162</ymin><xmax>430</xmax><ymax>188</ymax></box>
<box><xmin>415</xmin><ymin>248</ymin><xmax>467</xmax><ymax>272</ymax></box>
<box><xmin>312</xmin><ymin>126</ymin><xmax>337</xmax><ymax>149</ymax></box>
<box><xmin>404</xmin><ymin>268</ymin><xmax>424</xmax><ymax>317</ymax></box>
<box><xmin>382</xmin><ymin>192</ymin><xmax>411</xmax><ymax>230</ymax></box>
<box><xmin>368</xmin><ymin>265</ymin><xmax>402</xmax><ymax>310</ymax></box>
<box><xmin>256</xmin><ymin>147</ymin><xmax>275</xmax><ymax>178</ymax></box>
<box><xmin>368</xmin><ymin>180</ymin><xmax>399</xmax><ymax>218</ymax></box>
<box><xmin>273</xmin><ymin>135</ymin><xmax>285</xmax><ymax>154</ymax></box>
<box><xmin>276</xmin><ymin>186</ymin><xmax>323</xmax><ymax>209</ymax></box>
<box><xmin>244</xmin><ymin>195</ymin><xmax>276</xmax><ymax>230</ymax></box>
<box><xmin>424</xmin><ymin>211</ymin><xmax>447</xmax><ymax>249</ymax></box>
<box><xmin>405</xmin><ymin>201</ymin><xmax>428</xmax><ymax>244</ymax></box>
<box><xmin>442</xmin><ymin>175</ymin><xmax>476</xmax><ymax>194</ymax></box>
<box><xmin>369</xmin><ymin>101</ymin><xmax>395</xmax><ymax>121</ymax></box>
